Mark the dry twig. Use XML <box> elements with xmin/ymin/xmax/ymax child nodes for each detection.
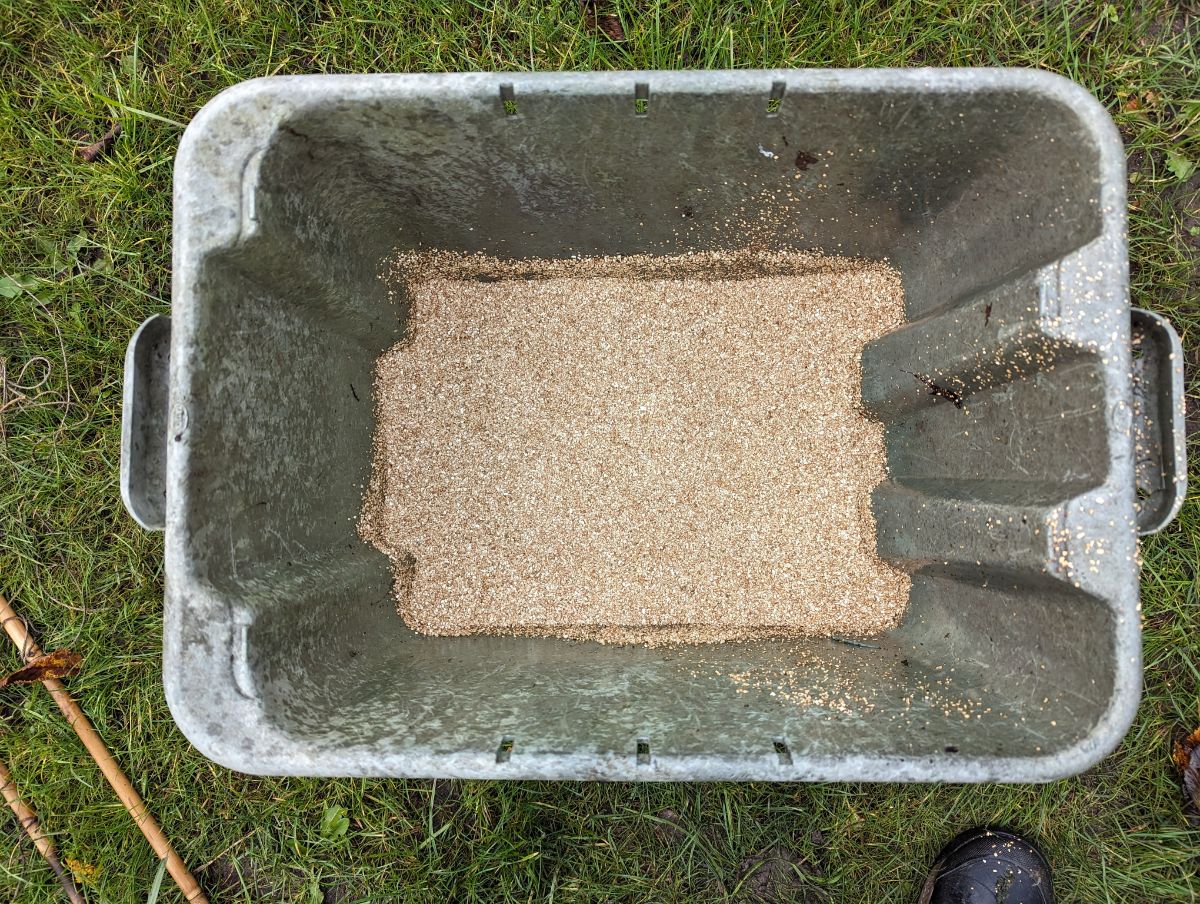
<box><xmin>0</xmin><ymin>594</ymin><xmax>209</xmax><ymax>903</ymax></box>
<box><xmin>76</xmin><ymin>123</ymin><xmax>121</xmax><ymax>162</ymax></box>
<box><xmin>0</xmin><ymin>757</ymin><xmax>86</xmax><ymax>903</ymax></box>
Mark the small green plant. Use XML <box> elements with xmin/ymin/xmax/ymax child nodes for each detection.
<box><xmin>1166</xmin><ymin>148</ymin><xmax>1196</xmax><ymax>182</ymax></box>
<box><xmin>0</xmin><ymin>274</ymin><xmax>37</xmax><ymax>297</ymax></box>
<box><xmin>319</xmin><ymin>804</ymin><xmax>350</xmax><ymax>840</ymax></box>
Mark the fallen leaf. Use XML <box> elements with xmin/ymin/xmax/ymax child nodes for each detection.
<box><xmin>734</xmin><ymin>845</ymin><xmax>826</xmax><ymax>903</ymax></box>
<box><xmin>652</xmin><ymin>807</ymin><xmax>687</xmax><ymax>845</ymax></box>
<box><xmin>794</xmin><ymin>150</ymin><xmax>818</xmax><ymax>171</ymax></box>
<box><xmin>65</xmin><ymin>858</ymin><xmax>101</xmax><ymax>888</ymax></box>
<box><xmin>0</xmin><ymin>650</ymin><xmax>82</xmax><ymax>687</ymax></box>
<box><xmin>1185</xmin><ymin>754</ymin><xmax>1200</xmax><ymax>814</ymax></box>
<box><xmin>1122</xmin><ymin>96</ymin><xmax>1141</xmax><ymax>112</ymax></box>
<box><xmin>1174</xmin><ymin>726</ymin><xmax>1200</xmax><ymax>770</ymax></box>
<box><xmin>580</xmin><ymin>0</ymin><xmax>625</xmax><ymax>41</ymax></box>
<box><xmin>1173</xmin><ymin>726</ymin><xmax>1200</xmax><ymax>823</ymax></box>
<box><xmin>76</xmin><ymin>123</ymin><xmax>121</xmax><ymax>162</ymax></box>
<box><xmin>596</xmin><ymin>14</ymin><xmax>624</xmax><ymax>41</ymax></box>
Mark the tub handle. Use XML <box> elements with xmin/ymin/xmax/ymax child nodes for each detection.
<box><xmin>120</xmin><ymin>314</ymin><xmax>171</xmax><ymax>531</ymax></box>
<box><xmin>116</xmin><ymin>309</ymin><xmax>1184</xmax><ymax>536</ymax></box>
<box><xmin>1131</xmin><ymin>307</ymin><xmax>1187</xmax><ymax>535</ymax></box>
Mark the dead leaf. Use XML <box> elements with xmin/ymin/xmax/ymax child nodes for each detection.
<box><xmin>0</xmin><ymin>650</ymin><xmax>82</xmax><ymax>687</ymax></box>
<box><xmin>596</xmin><ymin>14</ymin><xmax>624</xmax><ymax>41</ymax></box>
<box><xmin>580</xmin><ymin>0</ymin><xmax>625</xmax><ymax>41</ymax></box>
<box><xmin>1122</xmin><ymin>96</ymin><xmax>1141</xmax><ymax>112</ymax></box>
<box><xmin>65</xmin><ymin>858</ymin><xmax>101</xmax><ymax>888</ymax></box>
<box><xmin>652</xmin><ymin>808</ymin><xmax>688</xmax><ymax>846</ymax></box>
<box><xmin>1173</xmin><ymin>726</ymin><xmax>1200</xmax><ymax>823</ymax></box>
<box><xmin>733</xmin><ymin>845</ymin><xmax>826</xmax><ymax>903</ymax></box>
<box><xmin>794</xmin><ymin>150</ymin><xmax>818</xmax><ymax>171</ymax></box>
<box><xmin>76</xmin><ymin>123</ymin><xmax>121</xmax><ymax>162</ymax></box>
<box><xmin>1173</xmin><ymin>726</ymin><xmax>1200</xmax><ymax>771</ymax></box>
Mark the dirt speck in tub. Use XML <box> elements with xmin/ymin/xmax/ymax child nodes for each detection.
<box><xmin>359</xmin><ymin>250</ymin><xmax>910</xmax><ymax>645</ymax></box>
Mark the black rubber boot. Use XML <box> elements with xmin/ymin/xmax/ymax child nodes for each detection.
<box><xmin>919</xmin><ymin>828</ymin><xmax>1053</xmax><ymax>904</ymax></box>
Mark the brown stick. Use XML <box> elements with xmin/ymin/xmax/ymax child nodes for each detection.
<box><xmin>0</xmin><ymin>756</ymin><xmax>87</xmax><ymax>904</ymax></box>
<box><xmin>0</xmin><ymin>594</ymin><xmax>208</xmax><ymax>903</ymax></box>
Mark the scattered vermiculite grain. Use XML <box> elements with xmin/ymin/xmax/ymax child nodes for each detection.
<box><xmin>359</xmin><ymin>249</ymin><xmax>911</xmax><ymax>645</ymax></box>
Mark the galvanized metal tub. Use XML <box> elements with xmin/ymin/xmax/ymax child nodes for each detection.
<box><xmin>122</xmin><ymin>70</ymin><xmax>1186</xmax><ymax>781</ymax></box>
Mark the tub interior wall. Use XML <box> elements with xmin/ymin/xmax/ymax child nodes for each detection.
<box><xmin>177</xmin><ymin>79</ymin><xmax>1120</xmax><ymax>768</ymax></box>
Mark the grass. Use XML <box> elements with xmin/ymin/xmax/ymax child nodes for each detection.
<box><xmin>0</xmin><ymin>0</ymin><xmax>1198</xmax><ymax>901</ymax></box>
